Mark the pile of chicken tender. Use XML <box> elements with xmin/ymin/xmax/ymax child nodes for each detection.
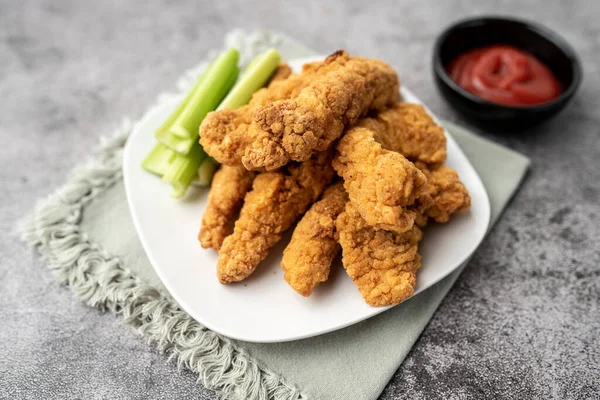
<box><xmin>197</xmin><ymin>50</ymin><xmax>471</xmax><ymax>307</ymax></box>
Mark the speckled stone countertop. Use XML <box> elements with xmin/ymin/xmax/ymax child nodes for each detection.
<box><xmin>1</xmin><ymin>0</ymin><xmax>599</xmax><ymax>399</ymax></box>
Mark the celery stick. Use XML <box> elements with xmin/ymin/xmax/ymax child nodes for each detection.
<box><xmin>223</xmin><ymin>66</ymin><xmax>239</xmax><ymax>94</ymax></box>
<box><xmin>154</xmin><ymin>62</ymin><xmax>215</xmax><ymax>141</ymax></box>
<box><xmin>240</xmin><ymin>53</ymin><xmax>263</xmax><ymax>77</ymax></box>
<box><xmin>216</xmin><ymin>49</ymin><xmax>281</xmax><ymax>111</ymax></box>
<box><xmin>187</xmin><ymin>50</ymin><xmax>282</xmax><ymax>189</ymax></box>
<box><xmin>141</xmin><ymin>143</ymin><xmax>175</xmax><ymax>176</ymax></box>
<box><xmin>193</xmin><ymin>157</ymin><xmax>219</xmax><ymax>187</ymax></box>
<box><xmin>156</xmin><ymin>60</ymin><xmax>239</xmax><ymax>196</ymax></box>
<box><xmin>149</xmin><ymin>49</ymin><xmax>282</xmax><ymax>197</ymax></box>
<box><xmin>162</xmin><ymin>142</ymin><xmax>207</xmax><ymax>198</ymax></box>
<box><xmin>155</xmin><ymin>128</ymin><xmax>196</xmax><ymax>155</ymax></box>
<box><xmin>169</xmin><ymin>49</ymin><xmax>240</xmax><ymax>139</ymax></box>
<box><xmin>153</xmin><ymin>60</ymin><xmax>214</xmax><ymax>154</ymax></box>
<box><xmin>156</xmin><ymin>67</ymin><xmax>238</xmax><ymax>155</ymax></box>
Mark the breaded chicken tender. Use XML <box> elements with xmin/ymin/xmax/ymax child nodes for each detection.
<box><xmin>198</xmin><ymin>165</ymin><xmax>256</xmax><ymax>250</ymax></box>
<box><xmin>281</xmin><ymin>182</ymin><xmax>348</xmax><ymax>296</ymax></box>
<box><xmin>249</xmin><ymin>59</ymin><xmax>347</xmax><ymax>106</ymax></box>
<box><xmin>416</xmin><ymin>162</ymin><xmax>471</xmax><ymax>223</ymax></box>
<box><xmin>217</xmin><ymin>150</ymin><xmax>335</xmax><ymax>284</ymax></box>
<box><xmin>360</xmin><ymin>103</ymin><xmax>447</xmax><ymax>165</ymax></box>
<box><xmin>336</xmin><ymin>202</ymin><xmax>423</xmax><ymax>306</ymax></box>
<box><xmin>242</xmin><ymin>51</ymin><xmax>401</xmax><ymax>171</ymax></box>
<box><xmin>333</xmin><ymin>126</ymin><xmax>429</xmax><ymax>233</ymax></box>
<box><xmin>199</xmin><ymin>107</ymin><xmax>255</xmax><ymax>167</ymax></box>
<box><xmin>200</xmin><ymin>60</ymin><xmax>346</xmax><ymax>166</ymax></box>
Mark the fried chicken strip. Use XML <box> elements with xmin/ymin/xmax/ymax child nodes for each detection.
<box><xmin>199</xmin><ymin>106</ymin><xmax>254</xmax><ymax>166</ymax></box>
<box><xmin>200</xmin><ymin>59</ymin><xmax>346</xmax><ymax>166</ymax></box>
<box><xmin>281</xmin><ymin>182</ymin><xmax>348</xmax><ymax>296</ymax></box>
<box><xmin>333</xmin><ymin>125</ymin><xmax>429</xmax><ymax>233</ymax></box>
<box><xmin>359</xmin><ymin>103</ymin><xmax>447</xmax><ymax>165</ymax></box>
<box><xmin>416</xmin><ymin>162</ymin><xmax>471</xmax><ymax>223</ymax></box>
<box><xmin>336</xmin><ymin>202</ymin><xmax>423</xmax><ymax>306</ymax></box>
<box><xmin>243</xmin><ymin>51</ymin><xmax>401</xmax><ymax>171</ymax></box>
<box><xmin>217</xmin><ymin>151</ymin><xmax>335</xmax><ymax>284</ymax></box>
<box><xmin>345</xmin><ymin>104</ymin><xmax>466</xmax><ymax>227</ymax></box>
<box><xmin>198</xmin><ymin>165</ymin><xmax>256</xmax><ymax>251</ymax></box>
<box><xmin>249</xmin><ymin>59</ymin><xmax>346</xmax><ymax>106</ymax></box>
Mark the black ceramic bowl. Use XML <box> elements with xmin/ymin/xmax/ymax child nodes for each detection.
<box><xmin>433</xmin><ymin>16</ymin><xmax>582</xmax><ymax>129</ymax></box>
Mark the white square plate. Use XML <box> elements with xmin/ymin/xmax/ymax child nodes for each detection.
<box><xmin>123</xmin><ymin>56</ymin><xmax>490</xmax><ymax>343</ymax></box>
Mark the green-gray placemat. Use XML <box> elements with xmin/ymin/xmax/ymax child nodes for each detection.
<box><xmin>21</xmin><ymin>30</ymin><xmax>530</xmax><ymax>400</ymax></box>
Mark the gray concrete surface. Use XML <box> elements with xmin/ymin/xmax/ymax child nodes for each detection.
<box><xmin>1</xmin><ymin>0</ymin><xmax>599</xmax><ymax>399</ymax></box>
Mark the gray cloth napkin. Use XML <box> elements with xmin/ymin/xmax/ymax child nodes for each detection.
<box><xmin>23</xmin><ymin>31</ymin><xmax>530</xmax><ymax>400</ymax></box>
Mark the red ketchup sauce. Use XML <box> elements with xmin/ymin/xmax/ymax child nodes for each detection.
<box><xmin>448</xmin><ymin>45</ymin><xmax>561</xmax><ymax>106</ymax></box>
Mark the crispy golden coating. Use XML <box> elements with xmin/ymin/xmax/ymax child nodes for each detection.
<box><xmin>198</xmin><ymin>165</ymin><xmax>256</xmax><ymax>251</ymax></box>
<box><xmin>217</xmin><ymin>151</ymin><xmax>335</xmax><ymax>284</ymax></box>
<box><xmin>281</xmin><ymin>182</ymin><xmax>348</xmax><ymax>296</ymax></box>
<box><xmin>199</xmin><ymin>60</ymin><xmax>345</xmax><ymax>166</ymax></box>
<box><xmin>244</xmin><ymin>70</ymin><xmax>310</xmax><ymax>107</ymax></box>
<box><xmin>199</xmin><ymin>107</ymin><xmax>254</xmax><ymax>166</ymax></box>
<box><xmin>250</xmin><ymin>59</ymin><xmax>349</xmax><ymax>106</ymax></box>
<box><xmin>416</xmin><ymin>162</ymin><xmax>471</xmax><ymax>223</ymax></box>
<box><xmin>267</xmin><ymin>62</ymin><xmax>292</xmax><ymax>83</ymax></box>
<box><xmin>336</xmin><ymin>202</ymin><xmax>423</xmax><ymax>306</ymax></box>
<box><xmin>360</xmin><ymin>103</ymin><xmax>447</xmax><ymax>165</ymax></box>
<box><xmin>333</xmin><ymin>125</ymin><xmax>428</xmax><ymax>233</ymax></box>
<box><xmin>242</xmin><ymin>51</ymin><xmax>401</xmax><ymax>171</ymax></box>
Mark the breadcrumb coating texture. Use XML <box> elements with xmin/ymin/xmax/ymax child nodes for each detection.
<box><xmin>336</xmin><ymin>202</ymin><xmax>423</xmax><ymax>306</ymax></box>
<box><xmin>281</xmin><ymin>182</ymin><xmax>348</xmax><ymax>296</ymax></box>
<box><xmin>217</xmin><ymin>150</ymin><xmax>335</xmax><ymax>284</ymax></box>
<box><xmin>333</xmin><ymin>126</ymin><xmax>428</xmax><ymax>233</ymax></box>
<box><xmin>416</xmin><ymin>162</ymin><xmax>471</xmax><ymax>223</ymax></box>
<box><xmin>199</xmin><ymin>165</ymin><xmax>256</xmax><ymax>250</ymax></box>
<box><xmin>200</xmin><ymin>59</ymin><xmax>348</xmax><ymax>166</ymax></box>
<box><xmin>361</xmin><ymin>103</ymin><xmax>447</xmax><ymax>165</ymax></box>
<box><xmin>242</xmin><ymin>51</ymin><xmax>401</xmax><ymax>170</ymax></box>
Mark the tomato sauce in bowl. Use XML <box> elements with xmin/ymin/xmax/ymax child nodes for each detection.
<box><xmin>448</xmin><ymin>45</ymin><xmax>562</xmax><ymax>106</ymax></box>
<box><xmin>433</xmin><ymin>17</ymin><xmax>581</xmax><ymax>129</ymax></box>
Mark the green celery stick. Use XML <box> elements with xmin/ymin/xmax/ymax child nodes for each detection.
<box><xmin>224</xmin><ymin>65</ymin><xmax>240</xmax><ymax>91</ymax></box>
<box><xmin>141</xmin><ymin>143</ymin><xmax>175</xmax><ymax>176</ymax></box>
<box><xmin>188</xmin><ymin>50</ymin><xmax>282</xmax><ymax>189</ymax></box>
<box><xmin>156</xmin><ymin>66</ymin><xmax>239</xmax><ymax>155</ymax></box>
<box><xmin>169</xmin><ymin>49</ymin><xmax>240</xmax><ymax>139</ymax></box>
<box><xmin>240</xmin><ymin>53</ymin><xmax>264</xmax><ymax>77</ymax></box>
<box><xmin>156</xmin><ymin>63</ymin><xmax>239</xmax><ymax>197</ymax></box>
<box><xmin>162</xmin><ymin>142</ymin><xmax>207</xmax><ymax>198</ymax></box>
<box><xmin>154</xmin><ymin>62</ymin><xmax>215</xmax><ymax>141</ymax></box>
<box><xmin>216</xmin><ymin>49</ymin><xmax>281</xmax><ymax>111</ymax></box>
<box><xmin>155</xmin><ymin>128</ymin><xmax>196</xmax><ymax>155</ymax></box>
<box><xmin>152</xmin><ymin>49</ymin><xmax>283</xmax><ymax>197</ymax></box>
<box><xmin>152</xmin><ymin>57</ymin><xmax>217</xmax><ymax>154</ymax></box>
<box><xmin>192</xmin><ymin>157</ymin><xmax>219</xmax><ymax>187</ymax></box>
